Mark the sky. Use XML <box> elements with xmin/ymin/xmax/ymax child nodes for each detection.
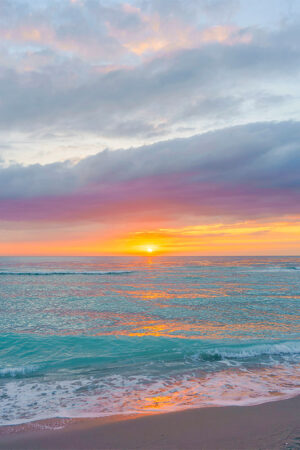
<box><xmin>0</xmin><ymin>0</ymin><xmax>300</xmax><ymax>255</ymax></box>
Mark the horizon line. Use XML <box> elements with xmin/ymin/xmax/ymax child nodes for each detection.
<box><xmin>0</xmin><ymin>254</ymin><xmax>299</xmax><ymax>258</ymax></box>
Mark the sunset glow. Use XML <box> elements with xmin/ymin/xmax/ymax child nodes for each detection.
<box><xmin>1</xmin><ymin>217</ymin><xmax>300</xmax><ymax>256</ymax></box>
<box><xmin>0</xmin><ymin>0</ymin><xmax>299</xmax><ymax>256</ymax></box>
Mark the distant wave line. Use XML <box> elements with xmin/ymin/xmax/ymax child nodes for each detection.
<box><xmin>0</xmin><ymin>270</ymin><xmax>135</xmax><ymax>276</ymax></box>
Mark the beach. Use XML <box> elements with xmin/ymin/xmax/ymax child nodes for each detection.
<box><xmin>0</xmin><ymin>396</ymin><xmax>299</xmax><ymax>449</ymax></box>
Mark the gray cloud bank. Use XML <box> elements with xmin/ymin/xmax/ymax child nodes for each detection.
<box><xmin>0</xmin><ymin>121</ymin><xmax>299</xmax><ymax>222</ymax></box>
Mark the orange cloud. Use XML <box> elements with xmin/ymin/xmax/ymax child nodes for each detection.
<box><xmin>107</xmin><ymin>5</ymin><xmax>252</xmax><ymax>57</ymax></box>
<box><xmin>1</xmin><ymin>216</ymin><xmax>299</xmax><ymax>256</ymax></box>
<box><xmin>0</xmin><ymin>3</ymin><xmax>252</xmax><ymax>68</ymax></box>
<box><xmin>114</xmin><ymin>217</ymin><xmax>300</xmax><ymax>256</ymax></box>
<box><xmin>201</xmin><ymin>26</ymin><xmax>252</xmax><ymax>45</ymax></box>
<box><xmin>1</xmin><ymin>24</ymin><xmax>116</xmax><ymax>62</ymax></box>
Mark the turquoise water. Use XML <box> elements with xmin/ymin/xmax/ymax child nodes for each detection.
<box><xmin>0</xmin><ymin>256</ymin><xmax>299</xmax><ymax>425</ymax></box>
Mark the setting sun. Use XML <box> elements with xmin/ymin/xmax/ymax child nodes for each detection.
<box><xmin>147</xmin><ymin>247</ymin><xmax>153</xmax><ymax>253</ymax></box>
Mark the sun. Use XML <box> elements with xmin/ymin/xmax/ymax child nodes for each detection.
<box><xmin>136</xmin><ymin>243</ymin><xmax>159</xmax><ymax>255</ymax></box>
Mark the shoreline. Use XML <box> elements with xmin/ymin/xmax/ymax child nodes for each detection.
<box><xmin>0</xmin><ymin>395</ymin><xmax>299</xmax><ymax>449</ymax></box>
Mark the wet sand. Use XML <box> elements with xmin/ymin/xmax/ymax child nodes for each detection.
<box><xmin>0</xmin><ymin>396</ymin><xmax>299</xmax><ymax>449</ymax></box>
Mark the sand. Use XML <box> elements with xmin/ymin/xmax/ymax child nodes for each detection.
<box><xmin>0</xmin><ymin>396</ymin><xmax>299</xmax><ymax>449</ymax></box>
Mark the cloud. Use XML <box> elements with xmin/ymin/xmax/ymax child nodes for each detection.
<box><xmin>0</xmin><ymin>121</ymin><xmax>299</xmax><ymax>224</ymax></box>
<box><xmin>0</xmin><ymin>0</ymin><xmax>244</xmax><ymax>61</ymax></box>
<box><xmin>201</xmin><ymin>0</ymin><xmax>240</xmax><ymax>22</ymax></box>
<box><xmin>0</xmin><ymin>0</ymin><xmax>300</xmax><ymax>169</ymax></box>
<box><xmin>0</xmin><ymin>0</ymin><xmax>299</xmax><ymax>159</ymax></box>
<box><xmin>0</xmin><ymin>22</ymin><xmax>298</xmax><ymax>140</ymax></box>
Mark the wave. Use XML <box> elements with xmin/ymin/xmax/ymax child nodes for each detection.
<box><xmin>0</xmin><ymin>270</ymin><xmax>134</xmax><ymax>276</ymax></box>
<box><xmin>1</xmin><ymin>336</ymin><xmax>300</xmax><ymax>425</ymax></box>
<box><xmin>0</xmin><ymin>365</ymin><xmax>40</xmax><ymax>378</ymax></box>
<box><xmin>247</xmin><ymin>265</ymin><xmax>300</xmax><ymax>272</ymax></box>
<box><xmin>1</xmin><ymin>335</ymin><xmax>299</xmax><ymax>375</ymax></box>
<box><xmin>1</xmin><ymin>362</ymin><xmax>300</xmax><ymax>426</ymax></box>
<box><xmin>194</xmin><ymin>341</ymin><xmax>300</xmax><ymax>361</ymax></box>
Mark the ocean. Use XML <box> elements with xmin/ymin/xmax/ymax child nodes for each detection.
<box><xmin>0</xmin><ymin>256</ymin><xmax>299</xmax><ymax>426</ymax></box>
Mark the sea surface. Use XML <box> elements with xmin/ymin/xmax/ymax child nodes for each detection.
<box><xmin>0</xmin><ymin>256</ymin><xmax>299</xmax><ymax>426</ymax></box>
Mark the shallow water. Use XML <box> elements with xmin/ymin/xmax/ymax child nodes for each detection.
<box><xmin>0</xmin><ymin>256</ymin><xmax>299</xmax><ymax>425</ymax></box>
